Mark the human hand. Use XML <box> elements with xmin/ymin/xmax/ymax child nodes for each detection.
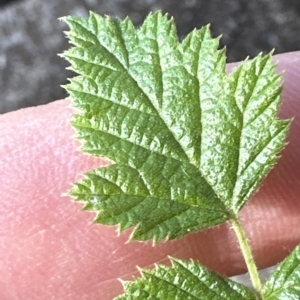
<box><xmin>0</xmin><ymin>51</ymin><xmax>300</xmax><ymax>300</ymax></box>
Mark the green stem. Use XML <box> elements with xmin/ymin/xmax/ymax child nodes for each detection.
<box><xmin>230</xmin><ymin>215</ymin><xmax>263</xmax><ymax>299</ymax></box>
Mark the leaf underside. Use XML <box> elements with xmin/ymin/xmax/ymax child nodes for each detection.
<box><xmin>116</xmin><ymin>257</ymin><xmax>256</xmax><ymax>300</ymax></box>
<box><xmin>262</xmin><ymin>245</ymin><xmax>300</xmax><ymax>299</ymax></box>
<box><xmin>63</xmin><ymin>11</ymin><xmax>290</xmax><ymax>242</ymax></box>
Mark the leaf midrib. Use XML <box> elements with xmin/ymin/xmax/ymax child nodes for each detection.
<box><xmin>71</xmin><ymin>190</ymin><xmax>229</xmax><ymax>215</ymax></box>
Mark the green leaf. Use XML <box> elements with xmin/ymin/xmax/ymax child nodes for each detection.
<box><xmin>63</xmin><ymin>11</ymin><xmax>290</xmax><ymax>241</ymax></box>
<box><xmin>115</xmin><ymin>257</ymin><xmax>256</xmax><ymax>299</ymax></box>
<box><xmin>262</xmin><ymin>245</ymin><xmax>300</xmax><ymax>299</ymax></box>
<box><xmin>69</xmin><ymin>165</ymin><xmax>228</xmax><ymax>242</ymax></box>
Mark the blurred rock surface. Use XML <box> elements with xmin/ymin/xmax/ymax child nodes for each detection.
<box><xmin>1</xmin><ymin>0</ymin><xmax>300</xmax><ymax>113</ymax></box>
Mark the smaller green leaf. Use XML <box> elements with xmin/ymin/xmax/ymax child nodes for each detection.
<box><xmin>69</xmin><ymin>166</ymin><xmax>229</xmax><ymax>243</ymax></box>
<box><xmin>116</xmin><ymin>258</ymin><xmax>256</xmax><ymax>299</ymax></box>
<box><xmin>262</xmin><ymin>244</ymin><xmax>300</xmax><ymax>299</ymax></box>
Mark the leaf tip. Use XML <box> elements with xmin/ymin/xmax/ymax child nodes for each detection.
<box><xmin>58</xmin><ymin>16</ymin><xmax>67</xmax><ymax>23</ymax></box>
<box><xmin>61</xmin><ymin>192</ymin><xmax>69</xmax><ymax>198</ymax></box>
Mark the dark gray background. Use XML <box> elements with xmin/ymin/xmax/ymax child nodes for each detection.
<box><xmin>1</xmin><ymin>0</ymin><xmax>300</xmax><ymax>114</ymax></box>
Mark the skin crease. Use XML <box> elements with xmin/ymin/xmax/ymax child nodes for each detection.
<box><xmin>0</xmin><ymin>52</ymin><xmax>300</xmax><ymax>299</ymax></box>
